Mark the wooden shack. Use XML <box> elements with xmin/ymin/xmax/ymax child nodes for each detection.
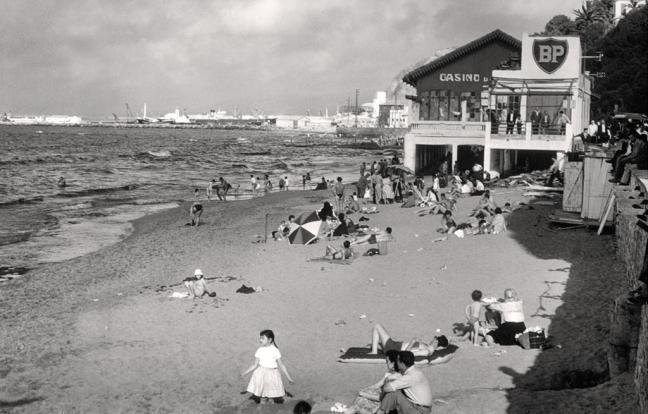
<box><xmin>562</xmin><ymin>161</ymin><xmax>583</xmax><ymax>212</ymax></box>
<box><xmin>581</xmin><ymin>154</ymin><xmax>614</xmax><ymax>221</ymax></box>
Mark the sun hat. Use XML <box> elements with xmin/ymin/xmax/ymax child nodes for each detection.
<box><xmin>194</xmin><ymin>269</ymin><xmax>203</xmax><ymax>277</ymax></box>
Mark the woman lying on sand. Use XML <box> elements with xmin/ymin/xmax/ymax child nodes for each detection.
<box><xmin>369</xmin><ymin>323</ymin><xmax>449</xmax><ymax>357</ymax></box>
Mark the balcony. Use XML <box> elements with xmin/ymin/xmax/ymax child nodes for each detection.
<box><xmin>409</xmin><ymin>121</ymin><xmax>487</xmax><ymax>138</ymax></box>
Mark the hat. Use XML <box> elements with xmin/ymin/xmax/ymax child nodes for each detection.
<box><xmin>194</xmin><ymin>269</ymin><xmax>203</xmax><ymax>277</ymax></box>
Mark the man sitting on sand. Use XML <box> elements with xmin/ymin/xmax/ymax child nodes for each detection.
<box><xmin>377</xmin><ymin>351</ymin><xmax>433</xmax><ymax>414</ymax></box>
<box><xmin>184</xmin><ymin>269</ymin><xmax>217</xmax><ymax>299</ymax></box>
<box><xmin>369</xmin><ymin>323</ymin><xmax>448</xmax><ymax>357</ymax></box>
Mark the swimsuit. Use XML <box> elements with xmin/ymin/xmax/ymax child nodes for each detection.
<box><xmin>383</xmin><ymin>338</ymin><xmax>403</xmax><ymax>352</ymax></box>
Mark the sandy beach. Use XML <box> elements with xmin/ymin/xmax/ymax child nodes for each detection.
<box><xmin>0</xmin><ymin>186</ymin><xmax>638</xmax><ymax>413</ymax></box>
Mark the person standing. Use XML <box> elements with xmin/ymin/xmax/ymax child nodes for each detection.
<box><xmin>597</xmin><ymin>119</ymin><xmax>611</xmax><ymax>143</ymax></box>
<box><xmin>360</xmin><ymin>162</ymin><xmax>366</xmax><ymax>177</ymax></box>
<box><xmin>206</xmin><ymin>179</ymin><xmax>215</xmax><ymax>201</ymax></box>
<box><xmin>218</xmin><ymin>177</ymin><xmax>230</xmax><ymax>201</ymax></box>
<box><xmin>506</xmin><ymin>110</ymin><xmax>516</xmax><ymax>134</ymax></box>
<box><xmin>241</xmin><ymin>330</ymin><xmax>294</xmax><ymax>404</ymax></box>
<box><xmin>190</xmin><ymin>188</ymin><xmax>203</xmax><ymax>227</ymax></box>
<box><xmin>588</xmin><ymin>120</ymin><xmax>599</xmax><ymax>143</ymax></box>
<box><xmin>278</xmin><ymin>176</ymin><xmax>286</xmax><ymax>191</ymax></box>
<box><xmin>357</xmin><ymin>173</ymin><xmax>368</xmax><ymax>201</ymax></box>
<box><xmin>530</xmin><ymin>107</ymin><xmax>540</xmax><ymax>135</ymax></box>
<box><xmin>377</xmin><ymin>351</ymin><xmax>433</xmax><ymax>414</ymax></box>
<box><xmin>370</xmin><ymin>161</ymin><xmax>377</xmax><ymax>175</ymax></box>
<box><xmin>333</xmin><ymin>177</ymin><xmax>345</xmax><ymax>213</ymax></box>
<box><xmin>540</xmin><ymin>110</ymin><xmax>551</xmax><ymax>135</ymax></box>
<box><xmin>557</xmin><ymin>110</ymin><xmax>571</xmax><ymax>136</ymax></box>
<box><xmin>250</xmin><ymin>175</ymin><xmax>257</xmax><ymax>196</ymax></box>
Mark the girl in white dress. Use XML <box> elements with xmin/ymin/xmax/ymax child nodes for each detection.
<box><xmin>241</xmin><ymin>330</ymin><xmax>294</xmax><ymax>404</ymax></box>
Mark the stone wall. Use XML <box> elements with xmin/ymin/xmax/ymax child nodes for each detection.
<box><xmin>613</xmin><ymin>182</ymin><xmax>648</xmax><ymax>412</ymax></box>
<box><xmin>637</xmin><ymin>306</ymin><xmax>648</xmax><ymax>412</ymax></box>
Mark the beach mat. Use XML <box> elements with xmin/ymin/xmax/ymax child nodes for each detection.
<box><xmin>337</xmin><ymin>345</ymin><xmax>458</xmax><ymax>365</ymax></box>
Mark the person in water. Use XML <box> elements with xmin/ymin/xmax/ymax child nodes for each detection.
<box><xmin>57</xmin><ymin>176</ymin><xmax>66</xmax><ymax>188</ymax></box>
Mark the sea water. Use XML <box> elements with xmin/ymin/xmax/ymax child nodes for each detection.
<box><xmin>0</xmin><ymin>125</ymin><xmax>398</xmax><ymax>272</ymax></box>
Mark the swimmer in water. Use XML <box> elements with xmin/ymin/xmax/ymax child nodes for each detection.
<box><xmin>57</xmin><ymin>177</ymin><xmax>66</xmax><ymax>188</ymax></box>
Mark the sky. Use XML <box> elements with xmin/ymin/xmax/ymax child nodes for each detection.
<box><xmin>0</xmin><ymin>0</ymin><xmax>585</xmax><ymax>118</ymax></box>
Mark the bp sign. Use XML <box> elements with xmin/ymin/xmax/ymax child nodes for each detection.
<box><xmin>532</xmin><ymin>38</ymin><xmax>569</xmax><ymax>74</ymax></box>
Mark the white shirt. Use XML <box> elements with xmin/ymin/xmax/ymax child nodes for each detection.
<box><xmin>255</xmin><ymin>345</ymin><xmax>281</xmax><ymax>368</ymax></box>
<box><xmin>490</xmin><ymin>300</ymin><xmax>525</xmax><ymax>323</ymax></box>
<box><xmin>588</xmin><ymin>123</ymin><xmax>598</xmax><ymax>136</ymax></box>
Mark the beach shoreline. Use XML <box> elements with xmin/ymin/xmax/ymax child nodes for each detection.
<box><xmin>0</xmin><ymin>186</ymin><xmax>636</xmax><ymax>413</ymax></box>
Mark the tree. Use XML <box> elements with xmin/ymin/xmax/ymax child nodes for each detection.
<box><xmin>543</xmin><ymin>15</ymin><xmax>578</xmax><ymax>36</ymax></box>
<box><xmin>593</xmin><ymin>7</ymin><xmax>648</xmax><ymax>114</ymax></box>
<box><xmin>573</xmin><ymin>3</ymin><xmax>607</xmax><ymax>29</ymax></box>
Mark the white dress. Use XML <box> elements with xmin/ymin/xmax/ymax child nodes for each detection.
<box><xmin>247</xmin><ymin>345</ymin><xmax>285</xmax><ymax>398</ymax></box>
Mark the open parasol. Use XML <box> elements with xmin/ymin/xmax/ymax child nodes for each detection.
<box><xmin>288</xmin><ymin>211</ymin><xmax>322</xmax><ymax>245</ymax></box>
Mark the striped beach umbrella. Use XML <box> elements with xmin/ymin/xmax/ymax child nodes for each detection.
<box><xmin>288</xmin><ymin>211</ymin><xmax>322</xmax><ymax>245</ymax></box>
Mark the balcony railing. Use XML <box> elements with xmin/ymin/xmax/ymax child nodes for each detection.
<box><xmin>408</xmin><ymin>121</ymin><xmax>571</xmax><ymax>144</ymax></box>
<box><xmin>409</xmin><ymin>121</ymin><xmax>487</xmax><ymax>137</ymax></box>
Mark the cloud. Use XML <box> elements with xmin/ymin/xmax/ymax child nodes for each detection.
<box><xmin>0</xmin><ymin>0</ymin><xmax>584</xmax><ymax>116</ymax></box>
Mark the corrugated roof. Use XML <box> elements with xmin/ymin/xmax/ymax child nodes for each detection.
<box><xmin>402</xmin><ymin>29</ymin><xmax>521</xmax><ymax>86</ymax></box>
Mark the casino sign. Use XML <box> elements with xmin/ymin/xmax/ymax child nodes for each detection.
<box><xmin>439</xmin><ymin>73</ymin><xmax>489</xmax><ymax>82</ymax></box>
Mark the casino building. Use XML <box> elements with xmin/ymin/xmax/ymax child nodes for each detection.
<box><xmin>402</xmin><ymin>29</ymin><xmax>592</xmax><ymax>175</ymax></box>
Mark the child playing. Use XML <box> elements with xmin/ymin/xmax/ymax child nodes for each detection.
<box><xmin>242</xmin><ymin>330</ymin><xmax>294</xmax><ymax>404</ymax></box>
<box><xmin>465</xmin><ymin>290</ymin><xmax>483</xmax><ymax>345</ymax></box>
<box><xmin>439</xmin><ymin>210</ymin><xmax>457</xmax><ymax>234</ymax></box>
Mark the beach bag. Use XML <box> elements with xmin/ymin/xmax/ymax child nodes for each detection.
<box><xmin>517</xmin><ymin>329</ymin><xmax>546</xmax><ymax>349</ymax></box>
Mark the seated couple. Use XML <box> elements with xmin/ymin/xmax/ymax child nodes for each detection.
<box><xmin>469</xmin><ymin>190</ymin><xmax>497</xmax><ymax>218</ymax></box>
<box><xmin>351</xmin><ymin>227</ymin><xmax>393</xmax><ymax>255</ymax></box>
<box><xmin>272</xmin><ymin>215</ymin><xmax>295</xmax><ymax>241</ymax></box>
<box><xmin>325</xmin><ymin>240</ymin><xmax>354</xmax><ymax>260</ymax></box>
<box><xmin>358</xmin><ymin>349</ymin><xmax>434</xmax><ymax>414</ymax></box>
<box><xmin>369</xmin><ymin>323</ymin><xmax>448</xmax><ymax>357</ymax></box>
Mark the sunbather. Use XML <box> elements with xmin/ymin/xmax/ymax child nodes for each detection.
<box><xmin>325</xmin><ymin>240</ymin><xmax>354</xmax><ymax>260</ymax></box>
<box><xmin>368</xmin><ymin>323</ymin><xmax>449</xmax><ymax>357</ymax></box>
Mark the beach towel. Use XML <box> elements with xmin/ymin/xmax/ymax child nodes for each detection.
<box><xmin>337</xmin><ymin>345</ymin><xmax>458</xmax><ymax>365</ymax></box>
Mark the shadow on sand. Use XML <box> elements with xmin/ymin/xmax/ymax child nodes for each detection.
<box><xmin>500</xmin><ymin>204</ymin><xmax>637</xmax><ymax>413</ymax></box>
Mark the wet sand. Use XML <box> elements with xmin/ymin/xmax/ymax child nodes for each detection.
<box><xmin>0</xmin><ymin>187</ymin><xmax>637</xmax><ymax>413</ymax></box>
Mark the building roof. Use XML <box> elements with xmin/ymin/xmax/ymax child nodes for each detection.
<box><xmin>402</xmin><ymin>29</ymin><xmax>521</xmax><ymax>86</ymax></box>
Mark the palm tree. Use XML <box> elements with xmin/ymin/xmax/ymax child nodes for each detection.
<box><xmin>573</xmin><ymin>3</ymin><xmax>607</xmax><ymax>29</ymax></box>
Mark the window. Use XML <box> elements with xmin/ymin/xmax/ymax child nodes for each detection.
<box><xmin>438</xmin><ymin>90</ymin><xmax>448</xmax><ymax>121</ymax></box>
<box><xmin>419</xmin><ymin>91</ymin><xmax>430</xmax><ymax>120</ymax></box>
<box><xmin>429</xmin><ymin>90</ymin><xmax>439</xmax><ymax>121</ymax></box>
